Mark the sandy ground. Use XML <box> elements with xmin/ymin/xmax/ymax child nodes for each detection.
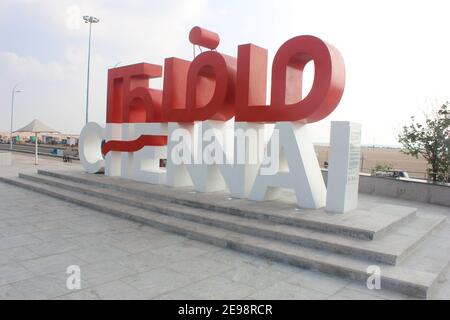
<box><xmin>315</xmin><ymin>146</ymin><xmax>428</xmax><ymax>179</ymax></box>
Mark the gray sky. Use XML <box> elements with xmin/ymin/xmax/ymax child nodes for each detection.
<box><xmin>1</xmin><ymin>0</ymin><xmax>449</xmax><ymax>145</ymax></box>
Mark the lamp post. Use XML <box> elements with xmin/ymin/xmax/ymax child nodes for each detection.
<box><xmin>83</xmin><ymin>15</ymin><xmax>100</xmax><ymax>125</ymax></box>
<box><xmin>10</xmin><ymin>83</ymin><xmax>22</xmax><ymax>150</ymax></box>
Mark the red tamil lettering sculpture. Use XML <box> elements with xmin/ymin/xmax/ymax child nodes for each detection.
<box><xmin>102</xmin><ymin>26</ymin><xmax>345</xmax><ymax>155</ymax></box>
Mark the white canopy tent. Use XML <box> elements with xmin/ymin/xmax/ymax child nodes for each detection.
<box><xmin>14</xmin><ymin>119</ymin><xmax>59</xmax><ymax>165</ymax></box>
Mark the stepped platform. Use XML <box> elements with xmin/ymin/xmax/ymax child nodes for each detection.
<box><xmin>0</xmin><ymin>169</ymin><xmax>449</xmax><ymax>299</ymax></box>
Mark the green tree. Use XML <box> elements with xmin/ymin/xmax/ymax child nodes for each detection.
<box><xmin>398</xmin><ymin>103</ymin><xmax>450</xmax><ymax>182</ymax></box>
<box><xmin>373</xmin><ymin>163</ymin><xmax>392</xmax><ymax>172</ymax></box>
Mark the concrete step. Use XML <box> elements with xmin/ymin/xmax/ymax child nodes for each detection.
<box><xmin>399</xmin><ymin>221</ymin><xmax>450</xmax><ymax>299</ymax></box>
<box><xmin>0</xmin><ymin>175</ymin><xmax>440</xmax><ymax>299</ymax></box>
<box><xmin>37</xmin><ymin>170</ymin><xmax>417</xmax><ymax>240</ymax></box>
<box><xmin>19</xmin><ymin>172</ymin><xmax>445</xmax><ymax>266</ymax></box>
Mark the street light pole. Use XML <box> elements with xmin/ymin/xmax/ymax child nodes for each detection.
<box><xmin>83</xmin><ymin>15</ymin><xmax>100</xmax><ymax>125</ymax></box>
<box><xmin>10</xmin><ymin>83</ymin><xmax>22</xmax><ymax>150</ymax></box>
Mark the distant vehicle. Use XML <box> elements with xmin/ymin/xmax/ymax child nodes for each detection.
<box><xmin>372</xmin><ymin>170</ymin><xmax>410</xmax><ymax>179</ymax></box>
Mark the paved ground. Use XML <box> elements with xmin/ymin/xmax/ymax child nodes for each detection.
<box><xmin>0</xmin><ymin>143</ymin><xmax>78</xmax><ymax>161</ymax></box>
<box><xmin>0</xmin><ymin>153</ymin><xmax>449</xmax><ymax>300</ymax></box>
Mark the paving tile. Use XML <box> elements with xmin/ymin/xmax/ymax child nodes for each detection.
<box><xmin>69</xmin><ymin>244</ymin><xmax>128</xmax><ymax>263</ymax></box>
<box><xmin>167</xmin><ymin>256</ymin><xmax>235</xmax><ymax>280</ymax></box>
<box><xmin>201</xmin><ymin>248</ymin><xmax>259</xmax><ymax>267</ymax></box>
<box><xmin>182</xmin><ymin>239</ymin><xmax>224</xmax><ymax>254</ymax></box>
<box><xmin>0</xmin><ymin>234</ymin><xmax>42</xmax><ymax>250</ymax></box>
<box><xmin>249</xmin><ymin>258</ymin><xmax>302</xmax><ymax>276</ymax></box>
<box><xmin>34</xmin><ymin>220</ymin><xmax>71</xmax><ymax>231</ymax></box>
<box><xmin>0</xmin><ymin>284</ymin><xmax>29</xmax><ymax>300</ymax></box>
<box><xmin>1</xmin><ymin>156</ymin><xmax>450</xmax><ymax>301</ymax></box>
<box><xmin>249</xmin><ymin>281</ymin><xmax>328</xmax><ymax>300</ymax></box>
<box><xmin>344</xmin><ymin>282</ymin><xmax>415</xmax><ymax>300</ymax></box>
<box><xmin>31</xmin><ymin>227</ymin><xmax>82</xmax><ymax>241</ymax></box>
<box><xmin>13</xmin><ymin>215</ymin><xmax>52</xmax><ymax>225</ymax></box>
<box><xmin>116</xmin><ymin>252</ymin><xmax>172</xmax><ymax>273</ymax></box>
<box><xmin>221</xmin><ymin>263</ymin><xmax>291</xmax><ymax>290</ymax></box>
<box><xmin>328</xmin><ymin>287</ymin><xmax>386</xmax><ymax>300</ymax></box>
<box><xmin>0</xmin><ymin>263</ymin><xmax>34</xmax><ymax>286</ymax></box>
<box><xmin>149</xmin><ymin>241</ymin><xmax>215</xmax><ymax>262</ymax></box>
<box><xmin>100</xmin><ymin>227</ymin><xmax>146</xmax><ymax>241</ymax></box>
<box><xmin>106</xmin><ymin>236</ymin><xmax>165</xmax><ymax>254</ymax></box>
<box><xmin>134</xmin><ymin>226</ymin><xmax>171</xmax><ymax>238</ymax></box>
<box><xmin>121</xmin><ymin>268</ymin><xmax>196</xmax><ymax>299</ymax></box>
<box><xmin>56</xmin><ymin>280</ymin><xmax>147</xmax><ymax>300</ymax></box>
<box><xmin>0</xmin><ymin>247</ymin><xmax>39</xmax><ymax>266</ymax></box>
<box><xmin>154</xmin><ymin>290</ymin><xmax>200</xmax><ymax>300</ymax></box>
<box><xmin>0</xmin><ymin>224</ymin><xmax>41</xmax><ymax>237</ymax></box>
<box><xmin>10</xmin><ymin>272</ymin><xmax>76</xmax><ymax>299</ymax></box>
<box><xmin>161</xmin><ymin>275</ymin><xmax>257</xmax><ymax>300</ymax></box>
<box><xmin>101</xmin><ymin>217</ymin><xmax>141</xmax><ymax>230</ymax></box>
<box><xmin>26</xmin><ymin>238</ymin><xmax>80</xmax><ymax>256</ymax></box>
<box><xmin>430</xmin><ymin>267</ymin><xmax>450</xmax><ymax>300</ymax></box>
<box><xmin>0</xmin><ymin>218</ymin><xmax>25</xmax><ymax>229</ymax></box>
<box><xmin>77</xmin><ymin>260</ymin><xmax>135</xmax><ymax>286</ymax></box>
<box><xmin>52</xmin><ymin>290</ymin><xmax>99</xmax><ymax>300</ymax></box>
<box><xmin>284</xmin><ymin>269</ymin><xmax>350</xmax><ymax>295</ymax></box>
<box><xmin>20</xmin><ymin>253</ymin><xmax>86</xmax><ymax>276</ymax></box>
<box><xmin>33</xmin><ymin>212</ymin><xmax>82</xmax><ymax>222</ymax></box>
<box><xmin>65</xmin><ymin>221</ymin><xmax>117</xmax><ymax>234</ymax></box>
<box><xmin>66</xmin><ymin>234</ymin><xmax>111</xmax><ymax>248</ymax></box>
<box><xmin>433</xmin><ymin>291</ymin><xmax>450</xmax><ymax>300</ymax></box>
